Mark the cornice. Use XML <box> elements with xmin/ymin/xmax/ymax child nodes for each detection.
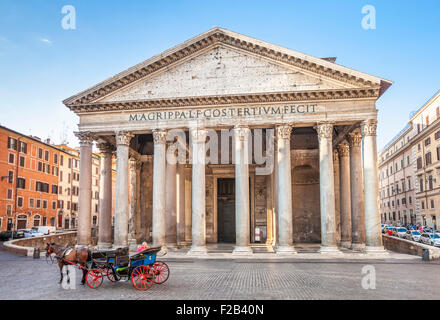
<box><xmin>63</xmin><ymin>29</ymin><xmax>385</xmax><ymax>109</ymax></box>
<box><xmin>68</xmin><ymin>87</ymin><xmax>380</xmax><ymax>113</ymax></box>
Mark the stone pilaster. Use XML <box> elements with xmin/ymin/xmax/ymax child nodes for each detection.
<box><xmin>152</xmin><ymin>130</ymin><xmax>167</xmax><ymax>250</ymax></box>
<box><xmin>184</xmin><ymin>165</ymin><xmax>192</xmax><ymax>243</ymax></box>
<box><xmin>348</xmin><ymin>130</ymin><xmax>366</xmax><ymax>251</ymax></box>
<box><xmin>315</xmin><ymin>122</ymin><xmax>341</xmax><ymax>253</ymax></box>
<box><xmin>275</xmin><ymin>125</ymin><xmax>296</xmax><ymax>254</ymax></box>
<box><xmin>75</xmin><ymin>131</ymin><xmax>94</xmax><ymax>247</ymax></box>
<box><xmin>337</xmin><ymin>141</ymin><xmax>352</xmax><ymax>248</ymax></box>
<box><xmin>97</xmin><ymin>142</ymin><xmax>113</xmax><ymax>249</ymax></box>
<box><xmin>333</xmin><ymin>149</ymin><xmax>341</xmax><ymax>245</ymax></box>
<box><xmin>361</xmin><ymin>120</ymin><xmax>386</xmax><ymax>253</ymax></box>
<box><xmin>114</xmin><ymin>131</ymin><xmax>134</xmax><ymax>248</ymax></box>
<box><xmin>233</xmin><ymin>126</ymin><xmax>252</xmax><ymax>255</ymax></box>
<box><xmin>187</xmin><ymin>127</ymin><xmax>208</xmax><ymax>255</ymax></box>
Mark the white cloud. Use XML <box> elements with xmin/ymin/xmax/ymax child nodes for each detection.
<box><xmin>40</xmin><ymin>38</ymin><xmax>52</xmax><ymax>45</ymax></box>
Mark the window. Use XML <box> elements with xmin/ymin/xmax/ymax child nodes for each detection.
<box><xmin>6</xmin><ymin>205</ymin><xmax>12</xmax><ymax>215</ymax></box>
<box><xmin>93</xmin><ymin>215</ymin><xmax>97</xmax><ymax>225</ymax></box>
<box><xmin>59</xmin><ymin>186</ymin><xmax>62</xmax><ymax>195</ymax></box>
<box><xmin>426</xmin><ymin>152</ymin><xmax>432</xmax><ymax>166</ymax></box>
<box><xmin>60</xmin><ymin>155</ymin><xmax>64</xmax><ymax>166</ymax></box>
<box><xmin>29</xmin><ymin>198</ymin><xmax>34</xmax><ymax>208</ymax></box>
<box><xmin>19</xmin><ymin>156</ymin><xmax>25</xmax><ymax>167</ymax></box>
<box><xmin>431</xmin><ymin>200</ymin><xmax>435</xmax><ymax>209</ymax></box>
<box><xmin>17</xmin><ymin>197</ymin><xmax>23</xmax><ymax>207</ymax></box>
<box><xmin>407</xmin><ymin>156</ymin><xmax>410</xmax><ymax>165</ymax></box>
<box><xmin>16</xmin><ymin>177</ymin><xmax>26</xmax><ymax>189</ymax></box>
<box><xmin>44</xmin><ymin>150</ymin><xmax>49</xmax><ymax>161</ymax></box>
<box><xmin>402</xmin><ymin>198</ymin><xmax>406</xmax><ymax>205</ymax></box>
<box><xmin>8</xmin><ymin>137</ymin><xmax>18</xmax><ymax>150</ymax></box>
<box><xmin>95</xmin><ymin>191</ymin><xmax>99</xmax><ymax>199</ymax></box>
<box><xmin>429</xmin><ymin>176</ymin><xmax>433</xmax><ymax>190</ymax></box>
<box><xmin>38</xmin><ymin>148</ymin><xmax>43</xmax><ymax>159</ymax></box>
<box><xmin>408</xmin><ymin>178</ymin><xmax>411</xmax><ymax>190</ymax></box>
<box><xmin>7</xmin><ymin>189</ymin><xmax>12</xmax><ymax>199</ymax></box>
<box><xmin>417</xmin><ymin>157</ymin><xmax>422</xmax><ymax>169</ymax></box>
<box><xmin>34</xmin><ymin>215</ymin><xmax>41</xmax><ymax>227</ymax></box>
<box><xmin>420</xmin><ymin>178</ymin><xmax>424</xmax><ymax>192</ymax></box>
<box><xmin>401</xmin><ymin>159</ymin><xmax>404</xmax><ymax>169</ymax></box>
<box><xmin>8</xmin><ymin>153</ymin><xmax>15</xmax><ymax>164</ymax></box>
<box><xmin>38</xmin><ymin>161</ymin><xmax>42</xmax><ymax>172</ymax></box>
<box><xmin>54</xmin><ymin>154</ymin><xmax>58</xmax><ymax>164</ymax></box>
<box><xmin>42</xmin><ymin>200</ymin><xmax>47</xmax><ymax>209</ymax></box>
<box><xmin>52</xmin><ymin>201</ymin><xmax>56</xmax><ymax>210</ymax></box>
<box><xmin>95</xmin><ymin>204</ymin><xmax>98</xmax><ymax>213</ymax></box>
<box><xmin>436</xmin><ymin>131</ymin><xmax>440</xmax><ymax>140</ymax></box>
<box><xmin>425</xmin><ymin>137</ymin><xmax>431</xmax><ymax>146</ymax></box>
<box><xmin>422</xmin><ymin>201</ymin><xmax>425</xmax><ymax>210</ymax></box>
<box><xmin>8</xmin><ymin>171</ymin><xmax>13</xmax><ymax>184</ymax></box>
<box><xmin>50</xmin><ymin>217</ymin><xmax>55</xmax><ymax>227</ymax></box>
<box><xmin>68</xmin><ymin>158</ymin><xmax>72</xmax><ymax>168</ymax></box>
<box><xmin>36</xmin><ymin>181</ymin><xmax>49</xmax><ymax>193</ymax></box>
<box><xmin>36</xmin><ymin>199</ymin><xmax>41</xmax><ymax>208</ymax></box>
<box><xmin>409</xmin><ymin>196</ymin><xmax>412</xmax><ymax>204</ymax></box>
<box><xmin>19</xmin><ymin>141</ymin><xmax>27</xmax><ymax>154</ymax></box>
<box><xmin>52</xmin><ymin>184</ymin><xmax>58</xmax><ymax>194</ymax></box>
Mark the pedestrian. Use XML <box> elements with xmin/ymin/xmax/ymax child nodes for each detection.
<box><xmin>137</xmin><ymin>241</ymin><xmax>149</xmax><ymax>253</ymax></box>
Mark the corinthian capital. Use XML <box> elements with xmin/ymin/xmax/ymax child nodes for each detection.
<box><xmin>337</xmin><ymin>141</ymin><xmax>350</xmax><ymax>157</ymax></box>
<box><xmin>96</xmin><ymin>142</ymin><xmax>113</xmax><ymax>154</ymax></box>
<box><xmin>361</xmin><ymin>119</ymin><xmax>378</xmax><ymax>137</ymax></box>
<box><xmin>152</xmin><ymin>129</ymin><xmax>167</xmax><ymax>144</ymax></box>
<box><xmin>74</xmin><ymin>131</ymin><xmax>94</xmax><ymax>147</ymax></box>
<box><xmin>348</xmin><ymin>131</ymin><xmax>362</xmax><ymax>147</ymax></box>
<box><xmin>234</xmin><ymin>126</ymin><xmax>251</xmax><ymax>142</ymax></box>
<box><xmin>115</xmin><ymin>131</ymin><xmax>134</xmax><ymax>146</ymax></box>
<box><xmin>275</xmin><ymin>125</ymin><xmax>292</xmax><ymax>140</ymax></box>
<box><xmin>314</xmin><ymin>122</ymin><xmax>333</xmax><ymax>141</ymax></box>
<box><xmin>190</xmin><ymin>127</ymin><xmax>208</xmax><ymax>144</ymax></box>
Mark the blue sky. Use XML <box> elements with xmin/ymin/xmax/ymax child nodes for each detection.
<box><xmin>0</xmin><ymin>0</ymin><xmax>439</xmax><ymax>149</ymax></box>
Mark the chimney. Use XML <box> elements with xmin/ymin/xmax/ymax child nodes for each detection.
<box><xmin>46</xmin><ymin>138</ymin><xmax>51</xmax><ymax>144</ymax></box>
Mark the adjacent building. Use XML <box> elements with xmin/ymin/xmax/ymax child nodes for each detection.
<box><xmin>379</xmin><ymin>89</ymin><xmax>440</xmax><ymax>229</ymax></box>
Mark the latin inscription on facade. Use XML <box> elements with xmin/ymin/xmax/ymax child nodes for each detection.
<box><xmin>129</xmin><ymin>104</ymin><xmax>317</xmax><ymax>122</ymax></box>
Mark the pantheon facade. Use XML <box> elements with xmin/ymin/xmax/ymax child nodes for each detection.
<box><xmin>64</xmin><ymin>28</ymin><xmax>392</xmax><ymax>254</ymax></box>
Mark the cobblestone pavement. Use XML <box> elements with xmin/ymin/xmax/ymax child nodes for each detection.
<box><xmin>1</xmin><ymin>244</ymin><xmax>439</xmax><ymax>300</ymax></box>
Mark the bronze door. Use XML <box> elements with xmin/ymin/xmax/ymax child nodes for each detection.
<box><xmin>217</xmin><ymin>178</ymin><xmax>236</xmax><ymax>243</ymax></box>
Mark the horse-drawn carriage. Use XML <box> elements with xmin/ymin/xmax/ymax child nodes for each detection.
<box><xmin>45</xmin><ymin>243</ymin><xmax>169</xmax><ymax>291</ymax></box>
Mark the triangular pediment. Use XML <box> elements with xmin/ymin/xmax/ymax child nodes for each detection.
<box><xmin>64</xmin><ymin>27</ymin><xmax>392</xmax><ymax>111</ymax></box>
<box><xmin>98</xmin><ymin>45</ymin><xmax>355</xmax><ymax>103</ymax></box>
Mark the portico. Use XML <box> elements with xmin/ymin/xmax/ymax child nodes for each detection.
<box><xmin>64</xmin><ymin>27</ymin><xmax>391</xmax><ymax>254</ymax></box>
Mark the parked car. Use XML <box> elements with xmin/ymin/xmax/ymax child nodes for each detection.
<box><xmin>32</xmin><ymin>226</ymin><xmax>55</xmax><ymax>235</ymax></box>
<box><xmin>19</xmin><ymin>229</ymin><xmax>44</xmax><ymax>238</ymax></box>
<box><xmin>404</xmin><ymin>230</ymin><xmax>421</xmax><ymax>242</ymax></box>
<box><xmin>419</xmin><ymin>233</ymin><xmax>433</xmax><ymax>245</ymax></box>
<box><xmin>0</xmin><ymin>230</ymin><xmax>25</xmax><ymax>241</ymax></box>
<box><xmin>385</xmin><ymin>227</ymin><xmax>395</xmax><ymax>236</ymax></box>
<box><xmin>393</xmin><ymin>227</ymin><xmax>407</xmax><ymax>238</ymax></box>
<box><xmin>429</xmin><ymin>233</ymin><xmax>440</xmax><ymax>247</ymax></box>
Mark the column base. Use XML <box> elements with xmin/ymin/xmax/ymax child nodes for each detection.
<box><xmin>275</xmin><ymin>245</ymin><xmax>297</xmax><ymax>255</ymax></box>
<box><xmin>232</xmin><ymin>246</ymin><xmax>253</xmax><ymax>255</ymax></box>
<box><xmin>187</xmin><ymin>245</ymin><xmax>208</xmax><ymax>256</ymax></box>
<box><xmin>365</xmin><ymin>246</ymin><xmax>388</xmax><ymax>255</ymax></box>
<box><xmin>351</xmin><ymin>243</ymin><xmax>366</xmax><ymax>252</ymax></box>
<box><xmin>340</xmin><ymin>241</ymin><xmax>352</xmax><ymax>249</ymax></box>
<box><xmin>319</xmin><ymin>245</ymin><xmax>343</xmax><ymax>254</ymax></box>
<box><xmin>97</xmin><ymin>242</ymin><xmax>112</xmax><ymax>249</ymax></box>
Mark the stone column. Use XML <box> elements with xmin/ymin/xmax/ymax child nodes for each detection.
<box><xmin>128</xmin><ymin>157</ymin><xmax>140</xmax><ymax>251</ymax></box>
<box><xmin>316</xmin><ymin>122</ymin><xmax>341</xmax><ymax>253</ymax></box>
<box><xmin>333</xmin><ymin>149</ymin><xmax>341</xmax><ymax>245</ymax></box>
<box><xmin>233</xmin><ymin>126</ymin><xmax>252</xmax><ymax>255</ymax></box>
<box><xmin>135</xmin><ymin>161</ymin><xmax>142</xmax><ymax>243</ymax></box>
<box><xmin>184</xmin><ymin>166</ymin><xmax>192</xmax><ymax>243</ymax></box>
<box><xmin>361</xmin><ymin>120</ymin><xmax>386</xmax><ymax>253</ymax></box>
<box><xmin>97</xmin><ymin>142</ymin><xmax>113</xmax><ymax>249</ymax></box>
<box><xmin>275</xmin><ymin>125</ymin><xmax>296</xmax><ymax>254</ymax></box>
<box><xmin>176</xmin><ymin>162</ymin><xmax>186</xmax><ymax>245</ymax></box>
<box><xmin>348</xmin><ymin>130</ymin><xmax>366</xmax><ymax>251</ymax></box>
<box><xmin>187</xmin><ymin>127</ymin><xmax>208</xmax><ymax>255</ymax></box>
<box><xmin>75</xmin><ymin>131</ymin><xmax>93</xmax><ymax>247</ymax></box>
<box><xmin>114</xmin><ymin>131</ymin><xmax>133</xmax><ymax>248</ymax></box>
<box><xmin>338</xmin><ymin>141</ymin><xmax>352</xmax><ymax>248</ymax></box>
<box><xmin>165</xmin><ymin>144</ymin><xmax>177</xmax><ymax>248</ymax></box>
<box><xmin>152</xmin><ymin>130</ymin><xmax>167</xmax><ymax>249</ymax></box>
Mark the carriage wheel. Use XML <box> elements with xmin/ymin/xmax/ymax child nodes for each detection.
<box><xmin>85</xmin><ymin>269</ymin><xmax>103</xmax><ymax>289</ymax></box>
<box><xmin>152</xmin><ymin>261</ymin><xmax>169</xmax><ymax>284</ymax></box>
<box><xmin>131</xmin><ymin>266</ymin><xmax>153</xmax><ymax>291</ymax></box>
<box><xmin>107</xmin><ymin>268</ymin><xmax>117</xmax><ymax>282</ymax></box>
